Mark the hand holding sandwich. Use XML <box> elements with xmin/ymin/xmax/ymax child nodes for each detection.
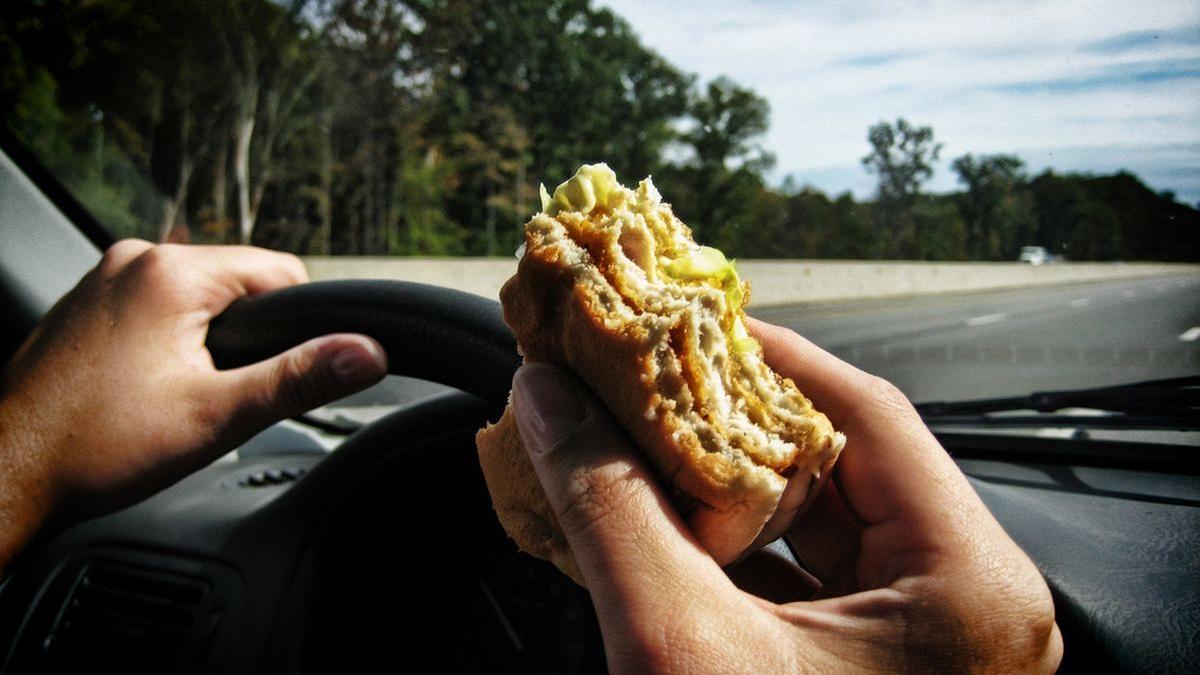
<box><xmin>510</xmin><ymin>318</ymin><xmax>1063</xmax><ymax>673</ymax></box>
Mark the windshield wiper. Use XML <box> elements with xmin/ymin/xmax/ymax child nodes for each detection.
<box><xmin>915</xmin><ymin>375</ymin><xmax>1200</xmax><ymax>430</ymax></box>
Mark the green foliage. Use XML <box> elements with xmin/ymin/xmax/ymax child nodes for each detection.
<box><xmin>681</xmin><ymin>77</ymin><xmax>774</xmax><ymax>175</ymax></box>
<box><xmin>752</xmin><ymin>187</ymin><xmax>874</xmax><ymax>259</ymax></box>
<box><xmin>863</xmin><ymin>119</ymin><xmax>941</xmax><ymax>203</ymax></box>
<box><xmin>1027</xmin><ymin>170</ymin><xmax>1200</xmax><ymax>261</ymax></box>
<box><xmin>1</xmin><ymin>0</ymin><xmax>1196</xmax><ymax>261</ymax></box>
<box><xmin>910</xmin><ymin>196</ymin><xmax>968</xmax><ymax>260</ymax></box>
<box><xmin>952</xmin><ymin>154</ymin><xmax>1032</xmax><ymax>259</ymax></box>
<box><xmin>392</xmin><ymin>149</ymin><xmax>468</xmax><ymax>256</ymax></box>
<box><xmin>0</xmin><ymin>47</ymin><xmax>150</xmax><ymax>238</ymax></box>
<box><xmin>861</xmin><ymin>118</ymin><xmax>943</xmax><ymax>257</ymax></box>
<box><xmin>660</xmin><ymin>78</ymin><xmax>774</xmax><ymax>246</ymax></box>
<box><xmin>407</xmin><ymin>0</ymin><xmax>692</xmax><ymax>254</ymax></box>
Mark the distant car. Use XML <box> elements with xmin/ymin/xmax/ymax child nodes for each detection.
<box><xmin>1018</xmin><ymin>245</ymin><xmax>1052</xmax><ymax>265</ymax></box>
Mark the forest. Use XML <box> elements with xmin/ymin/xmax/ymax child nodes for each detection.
<box><xmin>2</xmin><ymin>0</ymin><xmax>1197</xmax><ymax>261</ymax></box>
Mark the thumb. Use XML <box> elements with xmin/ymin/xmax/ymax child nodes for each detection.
<box><xmin>510</xmin><ymin>363</ymin><xmax>728</xmax><ymax>617</ymax></box>
<box><xmin>218</xmin><ymin>333</ymin><xmax>388</xmax><ymax>435</ymax></box>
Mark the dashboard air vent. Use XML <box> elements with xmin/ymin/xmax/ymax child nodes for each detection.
<box><xmin>40</xmin><ymin>560</ymin><xmax>211</xmax><ymax>673</ymax></box>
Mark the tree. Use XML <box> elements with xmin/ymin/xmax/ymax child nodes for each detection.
<box><xmin>147</xmin><ymin>3</ymin><xmax>234</xmax><ymax>241</ymax></box>
<box><xmin>312</xmin><ymin>0</ymin><xmax>434</xmax><ymax>254</ymax></box>
<box><xmin>773</xmin><ymin>187</ymin><xmax>875</xmax><ymax>259</ymax></box>
<box><xmin>911</xmin><ymin>196</ymin><xmax>968</xmax><ymax>260</ymax></box>
<box><xmin>861</xmin><ymin>118</ymin><xmax>941</xmax><ymax>257</ymax></box>
<box><xmin>410</xmin><ymin>0</ymin><xmax>691</xmax><ymax>254</ymax></box>
<box><xmin>951</xmin><ymin>153</ymin><xmax>1030</xmax><ymax>259</ymax></box>
<box><xmin>1028</xmin><ymin>170</ymin><xmax>1200</xmax><ymax>261</ymax></box>
<box><xmin>682</xmin><ymin>77</ymin><xmax>774</xmax><ymax>176</ymax></box>
<box><xmin>216</xmin><ymin>0</ymin><xmax>324</xmax><ymax>245</ymax></box>
<box><xmin>665</xmin><ymin>77</ymin><xmax>774</xmax><ymax>248</ymax></box>
<box><xmin>13</xmin><ymin>1</ymin><xmax>1189</xmax><ymax>262</ymax></box>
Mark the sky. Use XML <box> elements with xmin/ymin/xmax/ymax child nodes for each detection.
<box><xmin>599</xmin><ymin>0</ymin><xmax>1200</xmax><ymax>205</ymax></box>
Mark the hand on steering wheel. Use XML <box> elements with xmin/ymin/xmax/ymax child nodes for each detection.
<box><xmin>0</xmin><ymin>241</ymin><xmax>387</xmax><ymax>574</ymax></box>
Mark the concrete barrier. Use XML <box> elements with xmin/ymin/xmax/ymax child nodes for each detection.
<box><xmin>302</xmin><ymin>257</ymin><xmax>1200</xmax><ymax>306</ymax></box>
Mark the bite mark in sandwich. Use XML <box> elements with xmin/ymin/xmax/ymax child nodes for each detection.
<box><xmin>476</xmin><ymin>163</ymin><xmax>845</xmax><ymax>585</ymax></box>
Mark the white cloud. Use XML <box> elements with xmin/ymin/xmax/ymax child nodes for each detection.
<box><xmin>599</xmin><ymin>0</ymin><xmax>1200</xmax><ymax>202</ymax></box>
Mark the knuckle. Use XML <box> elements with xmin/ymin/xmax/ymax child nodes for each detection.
<box><xmin>855</xmin><ymin>374</ymin><xmax>916</xmax><ymax>422</ymax></box>
<box><xmin>617</xmin><ymin>625</ymin><xmax>677</xmax><ymax>672</ymax></box>
<box><xmin>256</xmin><ymin>248</ymin><xmax>307</xmax><ymax>285</ymax></box>
<box><xmin>912</xmin><ymin>572</ymin><xmax>1060</xmax><ymax>671</ymax></box>
<box><xmin>104</xmin><ymin>238</ymin><xmax>146</xmax><ymax>260</ymax></box>
<box><xmin>608</xmin><ymin>608</ymin><xmax>696</xmax><ymax>673</ymax></box>
<box><xmin>865</xmin><ymin>375</ymin><xmax>912</xmax><ymax>413</ymax></box>
<box><xmin>835</xmin><ymin>373</ymin><xmax>921</xmax><ymax>436</ymax></box>
<box><xmin>554</xmin><ymin>460</ymin><xmax>642</xmax><ymax>540</ymax></box>
<box><xmin>279</xmin><ymin>252</ymin><xmax>308</xmax><ymax>281</ymax></box>
<box><xmin>135</xmin><ymin>243</ymin><xmax>186</xmax><ymax>282</ymax></box>
<box><xmin>99</xmin><ymin>239</ymin><xmax>152</xmax><ymax>274</ymax></box>
<box><xmin>1004</xmin><ymin>579</ymin><xmax>1060</xmax><ymax>668</ymax></box>
<box><xmin>658</xmin><ymin>606</ymin><xmax>708</xmax><ymax>670</ymax></box>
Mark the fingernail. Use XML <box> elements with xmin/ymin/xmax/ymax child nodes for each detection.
<box><xmin>512</xmin><ymin>363</ymin><xmax>588</xmax><ymax>453</ymax></box>
<box><xmin>330</xmin><ymin>339</ymin><xmax>387</xmax><ymax>385</ymax></box>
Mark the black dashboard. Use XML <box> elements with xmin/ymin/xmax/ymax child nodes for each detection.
<box><xmin>1</xmin><ymin>378</ymin><xmax>1196</xmax><ymax>673</ymax></box>
<box><xmin>0</xmin><ymin>388</ymin><xmax>605</xmax><ymax>674</ymax></box>
<box><xmin>965</xmin><ymin>458</ymin><xmax>1200</xmax><ymax>673</ymax></box>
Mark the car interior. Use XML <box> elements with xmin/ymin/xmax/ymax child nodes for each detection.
<box><xmin>0</xmin><ymin>133</ymin><xmax>1197</xmax><ymax>673</ymax></box>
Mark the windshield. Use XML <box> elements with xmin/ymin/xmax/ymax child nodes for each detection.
<box><xmin>1</xmin><ymin>0</ymin><xmax>1197</xmax><ymax>405</ymax></box>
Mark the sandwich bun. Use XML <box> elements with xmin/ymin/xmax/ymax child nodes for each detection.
<box><xmin>476</xmin><ymin>164</ymin><xmax>845</xmax><ymax>585</ymax></box>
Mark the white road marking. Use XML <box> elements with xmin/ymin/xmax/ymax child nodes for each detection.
<box><xmin>1123</xmin><ymin>290</ymin><xmax>1137</xmax><ymax>298</ymax></box>
<box><xmin>1069</xmin><ymin>298</ymin><xmax>1091</xmax><ymax>308</ymax></box>
<box><xmin>1180</xmin><ymin>327</ymin><xmax>1200</xmax><ymax>342</ymax></box>
<box><xmin>1036</xmin><ymin>428</ymin><xmax>1080</xmax><ymax>439</ymax></box>
<box><xmin>965</xmin><ymin>313</ymin><xmax>1008</xmax><ymax>327</ymax></box>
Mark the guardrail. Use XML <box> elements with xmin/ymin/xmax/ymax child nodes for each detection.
<box><xmin>302</xmin><ymin>257</ymin><xmax>1200</xmax><ymax>306</ymax></box>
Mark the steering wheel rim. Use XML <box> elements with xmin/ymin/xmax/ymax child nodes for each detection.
<box><xmin>206</xmin><ymin>280</ymin><xmax>606</xmax><ymax>672</ymax></box>
<box><xmin>206</xmin><ymin>279</ymin><xmax>521</xmax><ymax>406</ymax></box>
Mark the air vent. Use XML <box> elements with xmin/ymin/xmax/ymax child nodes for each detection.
<box><xmin>40</xmin><ymin>560</ymin><xmax>212</xmax><ymax>673</ymax></box>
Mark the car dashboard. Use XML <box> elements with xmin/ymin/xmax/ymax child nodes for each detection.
<box><xmin>0</xmin><ymin>376</ymin><xmax>1196</xmax><ymax>674</ymax></box>
<box><xmin>0</xmin><ymin>385</ymin><xmax>607</xmax><ymax>674</ymax></box>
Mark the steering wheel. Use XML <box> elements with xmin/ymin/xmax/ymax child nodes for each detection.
<box><xmin>208</xmin><ymin>279</ymin><xmax>520</xmax><ymax>403</ymax></box>
<box><xmin>203</xmin><ymin>280</ymin><xmax>607</xmax><ymax>674</ymax></box>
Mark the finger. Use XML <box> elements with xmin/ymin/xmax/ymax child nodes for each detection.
<box><xmin>510</xmin><ymin>363</ymin><xmax>729</xmax><ymax>618</ymax></box>
<box><xmin>211</xmin><ymin>333</ymin><xmax>387</xmax><ymax>441</ymax></box>
<box><xmin>120</xmin><ymin>244</ymin><xmax>309</xmax><ymax>318</ymax></box>
<box><xmin>784</xmin><ymin>476</ymin><xmax>862</xmax><ymax>596</ymax></box>
<box><xmin>185</xmin><ymin>244</ymin><xmax>309</xmax><ymax>296</ymax></box>
<box><xmin>747</xmin><ymin>320</ymin><xmax>934</xmax><ymax>514</ymax></box>
<box><xmin>749</xmin><ymin>319</ymin><xmax>993</xmax><ymax>568</ymax></box>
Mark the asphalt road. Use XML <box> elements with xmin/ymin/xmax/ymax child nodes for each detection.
<box><xmin>751</xmin><ymin>275</ymin><xmax>1200</xmax><ymax>403</ymax></box>
<box><xmin>327</xmin><ymin>274</ymin><xmax>1200</xmax><ymax>417</ymax></box>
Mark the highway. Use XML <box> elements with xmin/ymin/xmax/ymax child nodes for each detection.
<box><xmin>323</xmin><ymin>274</ymin><xmax>1200</xmax><ymax>422</ymax></box>
<box><xmin>751</xmin><ymin>275</ymin><xmax>1200</xmax><ymax>403</ymax></box>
